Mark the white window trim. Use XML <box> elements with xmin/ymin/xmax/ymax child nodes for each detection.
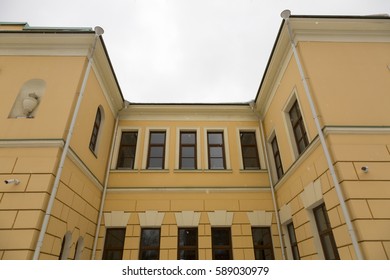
<box><xmin>111</xmin><ymin>126</ymin><xmax>142</xmax><ymax>170</ymax></box>
<box><xmin>282</xmin><ymin>89</ymin><xmax>310</xmax><ymax>160</ymax></box>
<box><xmin>142</xmin><ymin>127</ymin><xmax>170</xmax><ymax>170</ymax></box>
<box><xmin>175</xmin><ymin>127</ymin><xmax>201</xmax><ymax>170</ymax></box>
<box><xmin>236</xmin><ymin>127</ymin><xmax>265</xmax><ymax>170</ymax></box>
<box><xmin>203</xmin><ymin>127</ymin><xmax>231</xmax><ymax>170</ymax></box>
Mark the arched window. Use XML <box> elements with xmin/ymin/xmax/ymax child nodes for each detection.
<box><xmin>8</xmin><ymin>79</ymin><xmax>46</xmax><ymax>118</ymax></box>
<box><xmin>89</xmin><ymin>106</ymin><xmax>104</xmax><ymax>154</ymax></box>
<box><xmin>74</xmin><ymin>237</ymin><xmax>84</xmax><ymax>260</ymax></box>
<box><xmin>58</xmin><ymin>231</ymin><xmax>72</xmax><ymax>260</ymax></box>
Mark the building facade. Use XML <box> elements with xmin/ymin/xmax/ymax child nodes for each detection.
<box><xmin>0</xmin><ymin>14</ymin><xmax>390</xmax><ymax>260</ymax></box>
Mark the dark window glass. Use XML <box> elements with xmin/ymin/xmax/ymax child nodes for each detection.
<box><xmin>139</xmin><ymin>228</ymin><xmax>160</xmax><ymax>260</ymax></box>
<box><xmin>289</xmin><ymin>100</ymin><xmax>309</xmax><ymax>155</ymax></box>
<box><xmin>180</xmin><ymin>132</ymin><xmax>197</xmax><ymax>169</ymax></box>
<box><xmin>211</xmin><ymin>228</ymin><xmax>232</xmax><ymax>260</ymax></box>
<box><xmin>147</xmin><ymin>132</ymin><xmax>166</xmax><ymax>169</ymax></box>
<box><xmin>178</xmin><ymin>228</ymin><xmax>198</xmax><ymax>260</ymax></box>
<box><xmin>271</xmin><ymin>136</ymin><xmax>284</xmax><ymax>179</ymax></box>
<box><xmin>287</xmin><ymin>222</ymin><xmax>300</xmax><ymax>260</ymax></box>
<box><xmin>313</xmin><ymin>204</ymin><xmax>340</xmax><ymax>260</ymax></box>
<box><xmin>240</xmin><ymin>132</ymin><xmax>260</xmax><ymax>170</ymax></box>
<box><xmin>102</xmin><ymin>228</ymin><xmax>126</xmax><ymax>260</ymax></box>
<box><xmin>252</xmin><ymin>227</ymin><xmax>274</xmax><ymax>260</ymax></box>
<box><xmin>207</xmin><ymin>132</ymin><xmax>226</xmax><ymax>170</ymax></box>
<box><xmin>117</xmin><ymin>131</ymin><xmax>138</xmax><ymax>169</ymax></box>
<box><xmin>89</xmin><ymin>107</ymin><xmax>102</xmax><ymax>153</ymax></box>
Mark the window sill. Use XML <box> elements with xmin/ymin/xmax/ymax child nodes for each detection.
<box><xmin>239</xmin><ymin>169</ymin><xmax>268</xmax><ymax>173</ymax></box>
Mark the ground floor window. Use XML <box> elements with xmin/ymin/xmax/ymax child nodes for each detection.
<box><xmin>102</xmin><ymin>228</ymin><xmax>126</xmax><ymax>260</ymax></box>
<box><xmin>252</xmin><ymin>227</ymin><xmax>274</xmax><ymax>260</ymax></box>
<box><xmin>178</xmin><ymin>228</ymin><xmax>198</xmax><ymax>260</ymax></box>
<box><xmin>139</xmin><ymin>228</ymin><xmax>161</xmax><ymax>260</ymax></box>
<box><xmin>211</xmin><ymin>227</ymin><xmax>232</xmax><ymax>260</ymax></box>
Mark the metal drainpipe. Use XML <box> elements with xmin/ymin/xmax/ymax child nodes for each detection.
<box><xmin>33</xmin><ymin>27</ymin><xmax>104</xmax><ymax>260</ymax></box>
<box><xmin>281</xmin><ymin>10</ymin><xmax>363</xmax><ymax>259</ymax></box>
<box><xmin>250</xmin><ymin>103</ymin><xmax>287</xmax><ymax>260</ymax></box>
<box><xmin>91</xmin><ymin>101</ymin><xmax>126</xmax><ymax>259</ymax></box>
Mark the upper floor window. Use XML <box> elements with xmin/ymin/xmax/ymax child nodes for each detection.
<box><xmin>240</xmin><ymin>131</ymin><xmax>260</xmax><ymax>170</ymax></box>
<box><xmin>117</xmin><ymin>131</ymin><xmax>138</xmax><ymax>169</ymax></box>
<box><xmin>289</xmin><ymin>100</ymin><xmax>309</xmax><ymax>155</ymax></box>
<box><xmin>211</xmin><ymin>227</ymin><xmax>232</xmax><ymax>260</ymax></box>
<box><xmin>251</xmin><ymin>227</ymin><xmax>274</xmax><ymax>260</ymax></box>
<box><xmin>178</xmin><ymin>228</ymin><xmax>198</xmax><ymax>260</ymax></box>
<box><xmin>313</xmin><ymin>203</ymin><xmax>340</xmax><ymax>260</ymax></box>
<box><xmin>147</xmin><ymin>131</ymin><xmax>166</xmax><ymax>169</ymax></box>
<box><xmin>271</xmin><ymin>135</ymin><xmax>284</xmax><ymax>180</ymax></box>
<box><xmin>287</xmin><ymin>222</ymin><xmax>300</xmax><ymax>260</ymax></box>
<box><xmin>179</xmin><ymin>131</ymin><xmax>197</xmax><ymax>170</ymax></box>
<box><xmin>139</xmin><ymin>228</ymin><xmax>161</xmax><ymax>260</ymax></box>
<box><xmin>89</xmin><ymin>107</ymin><xmax>103</xmax><ymax>154</ymax></box>
<box><xmin>102</xmin><ymin>228</ymin><xmax>126</xmax><ymax>260</ymax></box>
<box><xmin>207</xmin><ymin>132</ymin><xmax>226</xmax><ymax>170</ymax></box>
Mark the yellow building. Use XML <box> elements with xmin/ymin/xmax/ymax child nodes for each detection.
<box><xmin>1</xmin><ymin>13</ymin><xmax>390</xmax><ymax>260</ymax></box>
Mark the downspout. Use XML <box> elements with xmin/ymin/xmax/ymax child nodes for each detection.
<box><xmin>91</xmin><ymin>101</ymin><xmax>128</xmax><ymax>259</ymax></box>
<box><xmin>33</xmin><ymin>27</ymin><xmax>104</xmax><ymax>260</ymax></box>
<box><xmin>281</xmin><ymin>10</ymin><xmax>363</xmax><ymax>260</ymax></box>
<box><xmin>250</xmin><ymin>102</ymin><xmax>286</xmax><ymax>260</ymax></box>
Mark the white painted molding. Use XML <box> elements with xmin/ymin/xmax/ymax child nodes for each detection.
<box><xmin>279</xmin><ymin>204</ymin><xmax>292</xmax><ymax>225</ymax></box>
<box><xmin>138</xmin><ymin>211</ymin><xmax>165</xmax><ymax>227</ymax></box>
<box><xmin>300</xmin><ymin>180</ymin><xmax>323</xmax><ymax>209</ymax></box>
<box><xmin>175</xmin><ymin>211</ymin><xmax>201</xmax><ymax>227</ymax></box>
<box><xmin>104</xmin><ymin>211</ymin><xmax>131</xmax><ymax>227</ymax></box>
<box><xmin>207</xmin><ymin>210</ymin><xmax>233</xmax><ymax>226</ymax></box>
<box><xmin>247</xmin><ymin>210</ymin><xmax>273</xmax><ymax>227</ymax></box>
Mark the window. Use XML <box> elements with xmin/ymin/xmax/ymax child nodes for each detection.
<box><xmin>58</xmin><ymin>231</ymin><xmax>72</xmax><ymax>260</ymax></box>
<box><xmin>207</xmin><ymin>132</ymin><xmax>226</xmax><ymax>170</ymax></box>
<box><xmin>287</xmin><ymin>222</ymin><xmax>300</xmax><ymax>260</ymax></box>
<box><xmin>313</xmin><ymin>204</ymin><xmax>340</xmax><ymax>260</ymax></box>
<box><xmin>178</xmin><ymin>228</ymin><xmax>198</xmax><ymax>260</ymax></box>
<box><xmin>102</xmin><ymin>228</ymin><xmax>126</xmax><ymax>260</ymax></box>
<box><xmin>179</xmin><ymin>132</ymin><xmax>197</xmax><ymax>169</ymax></box>
<box><xmin>117</xmin><ymin>131</ymin><xmax>138</xmax><ymax>169</ymax></box>
<box><xmin>251</xmin><ymin>227</ymin><xmax>274</xmax><ymax>260</ymax></box>
<box><xmin>139</xmin><ymin>228</ymin><xmax>161</xmax><ymax>260</ymax></box>
<box><xmin>271</xmin><ymin>136</ymin><xmax>284</xmax><ymax>179</ymax></box>
<box><xmin>89</xmin><ymin>107</ymin><xmax>103</xmax><ymax>153</ymax></box>
<box><xmin>211</xmin><ymin>228</ymin><xmax>232</xmax><ymax>260</ymax></box>
<box><xmin>147</xmin><ymin>131</ymin><xmax>166</xmax><ymax>169</ymax></box>
<box><xmin>240</xmin><ymin>131</ymin><xmax>260</xmax><ymax>170</ymax></box>
<box><xmin>289</xmin><ymin>100</ymin><xmax>309</xmax><ymax>155</ymax></box>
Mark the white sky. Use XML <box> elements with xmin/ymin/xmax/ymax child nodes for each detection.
<box><xmin>1</xmin><ymin>0</ymin><xmax>389</xmax><ymax>103</ymax></box>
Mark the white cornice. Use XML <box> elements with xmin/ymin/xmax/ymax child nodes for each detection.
<box><xmin>107</xmin><ymin>186</ymin><xmax>271</xmax><ymax>193</ymax></box>
<box><xmin>0</xmin><ymin>139</ymin><xmax>64</xmax><ymax>148</ymax></box>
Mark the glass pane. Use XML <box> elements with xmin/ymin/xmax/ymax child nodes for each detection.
<box><xmin>242</xmin><ymin>146</ymin><xmax>257</xmax><ymax>157</ymax></box>
<box><xmin>181</xmin><ymin>147</ymin><xmax>195</xmax><ymax>157</ymax></box>
<box><xmin>150</xmin><ymin>132</ymin><xmax>165</xmax><ymax>144</ymax></box>
<box><xmin>287</xmin><ymin>224</ymin><xmax>296</xmax><ymax>243</ymax></box>
<box><xmin>294</xmin><ymin>125</ymin><xmax>303</xmax><ymax>139</ymax></box>
<box><xmin>141</xmin><ymin>229</ymin><xmax>160</xmax><ymax>247</ymax></box>
<box><xmin>213</xmin><ymin>249</ymin><xmax>231</xmax><ymax>260</ymax></box>
<box><xmin>181</xmin><ymin>133</ymin><xmax>196</xmax><ymax>144</ymax></box>
<box><xmin>148</xmin><ymin>158</ymin><xmax>163</xmax><ymax>169</ymax></box>
<box><xmin>141</xmin><ymin>250</ymin><xmax>159</xmax><ymax>260</ymax></box>
<box><xmin>105</xmin><ymin>229</ymin><xmax>125</xmax><ymax>248</ymax></box>
<box><xmin>150</xmin><ymin>147</ymin><xmax>164</xmax><ymax>157</ymax></box>
<box><xmin>241</xmin><ymin>133</ymin><xmax>256</xmax><ymax>145</ymax></box>
<box><xmin>314</xmin><ymin>206</ymin><xmax>328</xmax><ymax>232</ymax></box>
<box><xmin>212</xmin><ymin>229</ymin><xmax>230</xmax><ymax>246</ymax></box>
<box><xmin>179</xmin><ymin>228</ymin><xmax>197</xmax><ymax>246</ymax></box>
<box><xmin>322</xmin><ymin>234</ymin><xmax>338</xmax><ymax>260</ymax></box>
<box><xmin>210</xmin><ymin>147</ymin><xmax>222</xmax><ymax>157</ymax></box>
<box><xmin>122</xmin><ymin>132</ymin><xmax>137</xmax><ymax>145</ymax></box>
<box><xmin>118</xmin><ymin>158</ymin><xmax>133</xmax><ymax>169</ymax></box>
<box><xmin>252</xmin><ymin>228</ymin><xmax>272</xmax><ymax>246</ymax></box>
<box><xmin>178</xmin><ymin>250</ymin><xmax>197</xmax><ymax>260</ymax></box>
<box><xmin>210</xmin><ymin>158</ymin><xmax>224</xmax><ymax>169</ymax></box>
<box><xmin>181</xmin><ymin>158</ymin><xmax>195</xmax><ymax>169</ymax></box>
<box><xmin>208</xmin><ymin>133</ymin><xmax>223</xmax><ymax>144</ymax></box>
<box><xmin>244</xmin><ymin>158</ymin><xmax>259</xmax><ymax>169</ymax></box>
<box><xmin>104</xmin><ymin>250</ymin><xmax>122</xmax><ymax>260</ymax></box>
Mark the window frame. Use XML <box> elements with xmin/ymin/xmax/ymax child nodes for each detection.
<box><xmin>102</xmin><ymin>228</ymin><xmax>126</xmax><ymax>260</ymax></box>
<box><xmin>116</xmin><ymin>131</ymin><xmax>138</xmax><ymax>169</ymax></box>
<box><xmin>251</xmin><ymin>227</ymin><xmax>275</xmax><ymax>260</ymax></box>
<box><xmin>139</xmin><ymin>228</ymin><xmax>161</xmax><ymax>260</ymax></box>
<box><xmin>313</xmin><ymin>203</ymin><xmax>340</xmax><ymax>260</ymax></box>
<box><xmin>286</xmin><ymin>222</ymin><xmax>300</xmax><ymax>260</ymax></box>
<box><xmin>179</xmin><ymin>131</ymin><xmax>197</xmax><ymax>170</ymax></box>
<box><xmin>146</xmin><ymin>131</ymin><xmax>167</xmax><ymax>170</ymax></box>
<box><xmin>177</xmin><ymin>227</ymin><xmax>198</xmax><ymax>260</ymax></box>
<box><xmin>211</xmin><ymin>227</ymin><xmax>232</xmax><ymax>260</ymax></box>
<box><xmin>207</xmin><ymin>131</ymin><xmax>226</xmax><ymax>170</ymax></box>
<box><xmin>239</xmin><ymin>131</ymin><xmax>261</xmax><ymax>170</ymax></box>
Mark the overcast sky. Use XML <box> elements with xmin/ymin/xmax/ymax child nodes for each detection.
<box><xmin>1</xmin><ymin>0</ymin><xmax>389</xmax><ymax>103</ymax></box>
